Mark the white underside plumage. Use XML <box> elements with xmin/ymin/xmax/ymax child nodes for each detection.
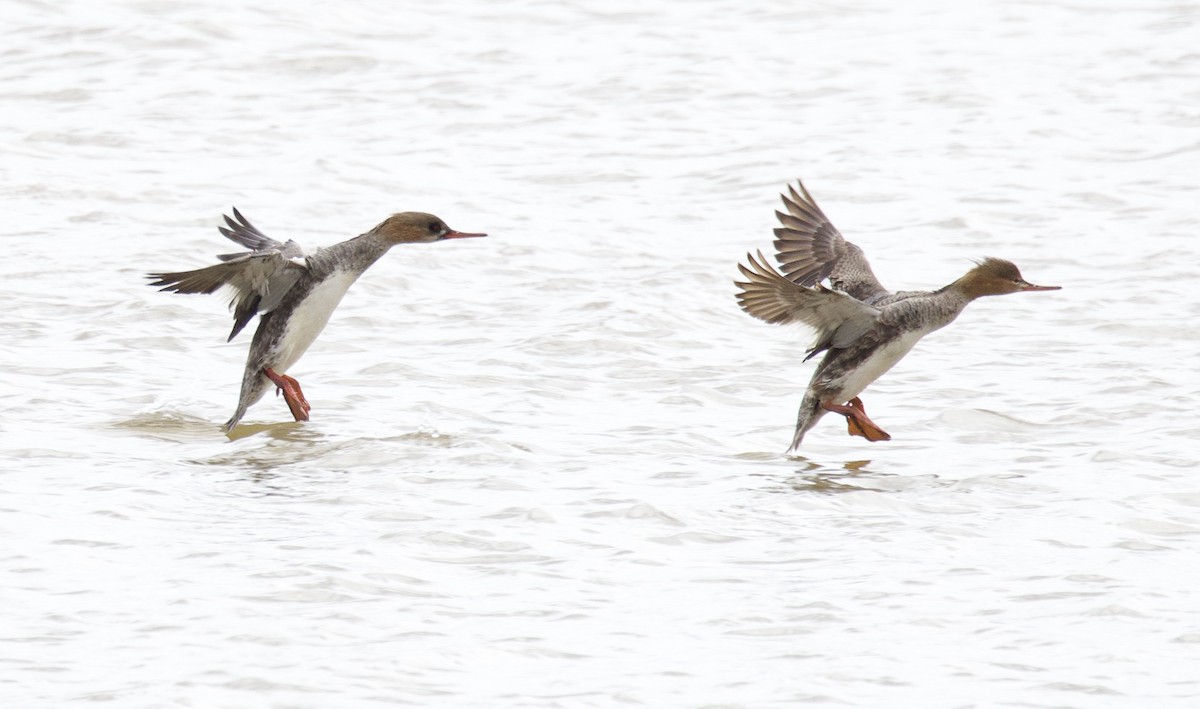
<box><xmin>825</xmin><ymin>329</ymin><xmax>926</xmax><ymax>402</ymax></box>
<box><xmin>272</xmin><ymin>269</ymin><xmax>358</xmax><ymax>374</ymax></box>
<box><xmin>784</xmin><ymin>328</ymin><xmax>932</xmax><ymax>454</ymax></box>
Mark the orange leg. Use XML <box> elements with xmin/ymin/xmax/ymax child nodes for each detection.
<box><xmin>264</xmin><ymin>367</ymin><xmax>311</xmax><ymax>422</ymax></box>
<box><xmin>822</xmin><ymin>397</ymin><xmax>891</xmax><ymax>442</ymax></box>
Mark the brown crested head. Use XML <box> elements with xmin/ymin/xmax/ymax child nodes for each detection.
<box><xmin>956</xmin><ymin>257</ymin><xmax>1061</xmax><ymax>299</ymax></box>
<box><xmin>371</xmin><ymin>211</ymin><xmax>487</xmax><ymax>245</ymax></box>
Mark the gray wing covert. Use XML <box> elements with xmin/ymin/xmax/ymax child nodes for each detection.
<box><xmin>147</xmin><ymin>209</ymin><xmax>309</xmax><ymax>341</ymax></box>
<box><xmin>735</xmin><ymin>250</ymin><xmax>880</xmax><ymax>361</ymax></box>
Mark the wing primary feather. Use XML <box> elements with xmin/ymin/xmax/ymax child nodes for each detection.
<box><xmin>228</xmin><ymin>293</ymin><xmax>262</xmax><ymax>342</ymax></box>
<box><xmin>147</xmin><ymin>214</ymin><xmax>308</xmax><ymax>340</ymax></box>
<box><xmin>771</xmin><ymin>180</ymin><xmax>891</xmax><ymax>301</ymax></box>
<box><xmin>219</xmin><ymin>208</ymin><xmax>281</xmax><ymax>252</ymax></box>
<box><xmin>735</xmin><ymin>247</ymin><xmax>881</xmax><ymax>353</ymax></box>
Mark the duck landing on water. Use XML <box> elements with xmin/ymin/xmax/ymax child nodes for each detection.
<box><xmin>734</xmin><ymin>181</ymin><xmax>1060</xmax><ymax>454</ymax></box>
<box><xmin>148</xmin><ymin>209</ymin><xmax>485</xmax><ymax>432</ymax></box>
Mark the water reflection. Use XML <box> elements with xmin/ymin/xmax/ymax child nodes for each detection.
<box><xmin>112</xmin><ymin>411</ymin><xmax>220</xmax><ymax>443</ymax></box>
<box><xmin>744</xmin><ymin>452</ymin><xmax>893</xmax><ymax>494</ymax></box>
<box><xmin>225</xmin><ymin>421</ymin><xmax>313</xmax><ymax>443</ymax></box>
<box><xmin>786</xmin><ymin>457</ymin><xmax>888</xmax><ymax>494</ymax></box>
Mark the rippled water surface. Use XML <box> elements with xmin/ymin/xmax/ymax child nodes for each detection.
<box><xmin>3</xmin><ymin>1</ymin><xmax>1199</xmax><ymax>706</ymax></box>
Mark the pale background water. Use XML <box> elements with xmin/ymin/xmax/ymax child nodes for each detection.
<box><xmin>2</xmin><ymin>0</ymin><xmax>1198</xmax><ymax>707</ymax></box>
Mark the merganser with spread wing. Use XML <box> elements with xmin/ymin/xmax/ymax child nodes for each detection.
<box><xmin>735</xmin><ymin>181</ymin><xmax>1059</xmax><ymax>453</ymax></box>
<box><xmin>148</xmin><ymin>209</ymin><xmax>485</xmax><ymax>431</ymax></box>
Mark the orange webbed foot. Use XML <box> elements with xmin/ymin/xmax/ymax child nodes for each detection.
<box><xmin>264</xmin><ymin>368</ymin><xmax>311</xmax><ymax>422</ymax></box>
<box><xmin>825</xmin><ymin>397</ymin><xmax>892</xmax><ymax>442</ymax></box>
<box><xmin>846</xmin><ymin>415</ymin><xmax>891</xmax><ymax>442</ymax></box>
<box><xmin>282</xmin><ymin>374</ymin><xmax>311</xmax><ymax>415</ymax></box>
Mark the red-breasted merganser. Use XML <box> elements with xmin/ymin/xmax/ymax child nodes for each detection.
<box><xmin>735</xmin><ymin>181</ymin><xmax>1060</xmax><ymax>453</ymax></box>
<box><xmin>148</xmin><ymin>209</ymin><xmax>486</xmax><ymax>431</ymax></box>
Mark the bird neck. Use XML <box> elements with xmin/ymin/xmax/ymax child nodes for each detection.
<box><xmin>943</xmin><ymin>273</ymin><xmax>990</xmax><ymax>302</ymax></box>
<box><xmin>313</xmin><ymin>231</ymin><xmax>393</xmax><ymax>276</ymax></box>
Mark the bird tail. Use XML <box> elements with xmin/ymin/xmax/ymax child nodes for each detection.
<box><xmin>222</xmin><ymin>408</ymin><xmax>245</xmax><ymax>433</ymax></box>
<box><xmin>223</xmin><ymin>368</ymin><xmax>269</xmax><ymax>433</ymax></box>
<box><xmin>785</xmin><ymin>391</ymin><xmax>826</xmax><ymax>455</ymax></box>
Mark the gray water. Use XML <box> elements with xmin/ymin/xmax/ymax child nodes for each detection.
<box><xmin>3</xmin><ymin>0</ymin><xmax>1199</xmax><ymax>707</ymax></box>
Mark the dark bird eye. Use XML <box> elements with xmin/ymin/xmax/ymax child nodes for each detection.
<box><xmin>428</xmin><ymin>221</ymin><xmax>441</xmax><ymax>234</ymax></box>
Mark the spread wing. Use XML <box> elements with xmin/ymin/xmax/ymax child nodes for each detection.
<box><xmin>147</xmin><ymin>209</ymin><xmax>308</xmax><ymax>341</ymax></box>
<box><xmin>216</xmin><ymin>207</ymin><xmax>289</xmax><ymax>258</ymax></box>
<box><xmin>773</xmin><ymin>180</ymin><xmax>891</xmax><ymax>303</ymax></box>
<box><xmin>735</xmin><ymin>250</ymin><xmax>880</xmax><ymax>360</ymax></box>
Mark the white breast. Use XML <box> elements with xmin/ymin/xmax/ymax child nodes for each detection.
<box><xmin>832</xmin><ymin>329</ymin><xmax>926</xmax><ymax>401</ymax></box>
<box><xmin>273</xmin><ymin>269</ymin><xmax>359</xmax><ymax>374</ymax></box>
